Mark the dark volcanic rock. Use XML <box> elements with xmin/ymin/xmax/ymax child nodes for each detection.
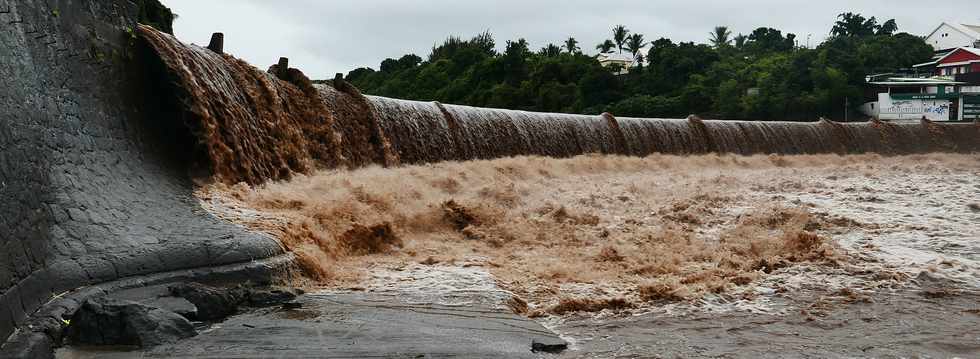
<box><xmin>247</xmin><ymin>288</ymin><xmax>301</xmax><ymax>307</ymax></box>
<box><xmin>168</xmin><ymin>282</ymin><xmax>307</xmax><ymax>321</ymax></box>
<box><xmin>168</xmin><ymin>283</ymin><xmax>245</xmax><ymax>321</ymax></box>
<box><xmin>531</xmin><ymin>339</ymin><xmax>569</xmax><ymax>354</ymax></box>
<box><xmin>66</xmin><ymin>297</ymin><xmax>197</xmax><ymax>347</ymax></box>
<box><xmin>143</xmin><ymin>296</ymin><xmax>199</xmax><ymax>320</ymax></box>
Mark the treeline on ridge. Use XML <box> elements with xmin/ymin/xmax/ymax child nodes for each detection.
<box><xmin>341</xmin><ymin>13</ymin><xmax>932</xmax><ymax>121</ymax></box>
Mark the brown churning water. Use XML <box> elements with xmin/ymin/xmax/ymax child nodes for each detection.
<box><xmin>138</xmin><ymin>26</ymin><xmax>980</xmax><ymax>185</ymax></box>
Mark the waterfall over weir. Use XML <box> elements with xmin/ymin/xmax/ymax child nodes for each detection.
<box><xmin>139</xmin><ymin>26</ymin><xmax>979</xmax><ymax>185</ymax></box>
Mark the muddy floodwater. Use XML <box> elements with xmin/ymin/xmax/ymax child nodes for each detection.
<box><xmin>198</xmin><ymin>153</ymin><xmax>980</xmax><ymax>357</ymax></box>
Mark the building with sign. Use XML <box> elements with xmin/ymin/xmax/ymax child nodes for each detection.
<box><xmin>860</xmin><ymin>47</ymin><xmax>980</xmax><ymax>122</ymax></box>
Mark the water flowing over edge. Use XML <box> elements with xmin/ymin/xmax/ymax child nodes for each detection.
<box><xmin>138</xmin><ymin>26</ymin><xmax>980</xmax><ymax>185</ymax></box>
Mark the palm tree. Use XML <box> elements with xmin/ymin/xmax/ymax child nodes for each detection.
<box><xmin>709</xmin><ymin>26</ymin><xmax>732</xmax><ymax>48</ymax></box>
<box><xmin>540</xmin><ymin>43</ymin><xmax>562</xmax><ymax>57</ymax></box>
<box><xmin>596</xmin><ymin>39</ymin><xmax>616</xmax><ymax>54</ymax></box>
<box><xmin>733</xmin><ymin>33</ymin><xmax>748</xmax><ymax>49</ymax></box>
<box><xmin>626</xmin><ymin>33</ymin><xmax>647</xmax><ymax>58</ymax></box>
<box><xmin>563</xmin><ymin>37</ymin><xmax>580</xmax><ymax>54</ymax></box>
<box><xmin>612</xmin><ymin>25</ymin><xmax>630</xmax><ymax>53</ymax></box>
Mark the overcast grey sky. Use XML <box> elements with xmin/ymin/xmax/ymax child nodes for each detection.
<box><xmin>166</xmin><ymin>0</ymin><xmax>980</xmax><ymax>80</ymax></box>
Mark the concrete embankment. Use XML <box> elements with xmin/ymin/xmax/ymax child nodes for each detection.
<box><xmin>0</xmin><ymin>0</ymin><xmax>286</xmax><ymax>354</ymax></box>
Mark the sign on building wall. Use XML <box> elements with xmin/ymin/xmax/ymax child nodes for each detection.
<box><xmin>878</xmin><ymin>94</ymin><xmax>951</xmax><ymax>121</ymax></box>
<box><xmin>964</xmin><ymin>96</ymin><xmax>980</xmax><ymax>121</ymax></box>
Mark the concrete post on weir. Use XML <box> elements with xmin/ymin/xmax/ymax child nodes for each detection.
<box><xmin>207</xmin><ymin>32</ymin><xmax>224</xmax><ymax>54</ymax></box>
<box><xmin>333</xmin><ymin>72</ymin><xmax>361</xmax><ymax>96</ymax></box>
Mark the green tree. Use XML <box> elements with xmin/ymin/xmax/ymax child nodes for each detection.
<box><xmin>607</xmin><ymin>95</ymin><xmax>682</xmax><ymax>117</ymax></box>
<box><xmin>596</xmin><ymin>39</ymin><xmax>616</xmax><ymax>54</ymax></box>
<box><xmin>539</xmin><ymin>43</ymin><xmax>562</xmax><ymax>57</ymax></box>
<box><xmin>716</xmin><ymin>79</ymin><xmax>742</xmax><ymax>117</ymax></box>
<box><xmin>380</xmin><ymin>54</ymin><xmax>421</xmax><ymax>73</ymax></box>
<box><xmin>578</xmin><ymin>67</ymin><xmax>622</xmax><ymax>109</ymax></box>
<box><xmin>734</xmin><ymin>34</ymin><xmax>748</xmax><ymax>49</ymax></box>
<box><xmin>746</xmin><ymin>27</ymin><xmax>795</xmax><ymax>53</ymax></box>
<box><xmin>563</xmin><ymin>37</ymin><xmax>580</xmax><ymax>54</ymax></box>
<box><xmin>429</xmin><ymin>31</ymin><xmax>495</xmax><ymax>61</ymax></box>
<box><xmin>626</xmin><ymin>33</ymin><xmax>647</xmax><ymax>58</ymax></box>
<box><xmin>613</xmin><ymin>25</ymin><xmax>630</xmax><ymax>53</ymax></box>
<box><xmin>876</xmin><ymin>19</ymin><xmax>898</xmax><ymax>36</ymax></box>
<box><xmin>344</xmin><ymin>14</ymin><xmax>931</xmax><ymax>121</ymax></box>
<box><xmin>709</xmin><ymin>26</ymin><xmax>732</xmax><ymax>48</ymax></box>
<box><xmin>830</xmin><ymin>13</ymin><xmax>887</xmax><ymax>38</ymax></box>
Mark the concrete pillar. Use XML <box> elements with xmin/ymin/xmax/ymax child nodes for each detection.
<box><xmin>273</xmin><ymin>57</ymin><xmax>290</xmax><ymax>78</ymax></box>
<box><xmin>207</xmin><ymin>33</ymin><xmax>224</xmax><ymax>54</ymax></box>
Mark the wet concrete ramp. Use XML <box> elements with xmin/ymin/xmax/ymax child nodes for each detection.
<box><xmin>0</xmin><ymin>0</ymin><xmax>282</xmax><ymax>346</ymax></box>
<box><xmin>66</xmin><ymin>292</ymin><xmax>566</xmax><ymax>358</ymax></box>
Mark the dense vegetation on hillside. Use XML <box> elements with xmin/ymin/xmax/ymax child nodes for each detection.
<box><xmin>343</xmin><ymin>13</ymin><xmax>932</xmax><ymax>120</ymax></box>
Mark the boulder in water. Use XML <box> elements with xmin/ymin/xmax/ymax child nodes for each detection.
<box><xmin>168</xmin><ymin>283</ymin><xmax>245</xmax><ymax>321</ymax></box>
<box><xmin>66</xmin><ymin>297</ymin><xmax>197</xmax><ymax>347</ymax></box>
<box><xmin>531</xmin><ymin>339</ymin><xmax>568</xmax><ymax>353</ymax></box>
<box><xmin>246</xmin><ymin>288</ymin><xmax>302</xmax><ymax>307</ymax></box>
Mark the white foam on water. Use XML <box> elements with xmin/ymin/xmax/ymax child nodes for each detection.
<box><xmin>337</xmin><ymin>261</ymin><xmax>516</xmax><ymax>308</ymax></box>
<box><xmin>796</xmin><ymin>169</ymin><xmax>980</xmax><ymax>287</ymax></box>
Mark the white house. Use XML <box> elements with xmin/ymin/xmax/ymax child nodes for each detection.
<box><xmin>597</xmin><ymin>52</ymin><xmax>640</xmax><ymax>75</ymax></box>
<box><xmin>924</xmin><ymin>22</ymin><xmax>980</xmax><ymax>52</ymax></box>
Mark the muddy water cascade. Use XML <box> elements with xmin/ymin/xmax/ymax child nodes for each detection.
<box><xmin>138</xmin><ymin>26</ymin><xmax>980</xmax><ymax>185</ymax></box>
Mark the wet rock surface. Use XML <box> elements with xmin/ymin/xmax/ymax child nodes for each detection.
<box><xmin>56</xmin><ymin>268</ymin><xmax>567</xmax><ymax>358</ymax></box>
<box><xmin>245</xmin><ymin>288</ymin><xmax>301</xmax><ymax>307</ymax></box>
<box><xmin>140</xmin><ymin>297</ymin><xmax>198</xmax><ymax>320</ymax></box>
<box><xmin>168</xmin><ymin>283</ymin><xmax>244</xmax><ymax>321</ymax></box>
<box><xmin>57</xmin><ymin>291</ymin><xmax>568</xmax><ymax>359</ymax></box>
<box><xmin>550</xmin><ymin>287</ymin><xmax>980</xmax><ymax>358</ymax></box>
<box><xmin>65</xmin><ymin>298</ymin><xmax>197</xmax><ymax>348</ymax></box>
<box><xmin>166</xmin><ymin>282</ymin><xmax>303</xmax><ymax>321</ymax></box>
<box><xmin>54</xmin><ymin>267</ymin><xmax>980</xmax><ymax>358</ymax></box>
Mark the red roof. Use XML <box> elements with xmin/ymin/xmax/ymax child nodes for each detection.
<box><xmin>937</xmin><ymin>47</ymin><xmax>980</xmax><ymax>67</ymax></box>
